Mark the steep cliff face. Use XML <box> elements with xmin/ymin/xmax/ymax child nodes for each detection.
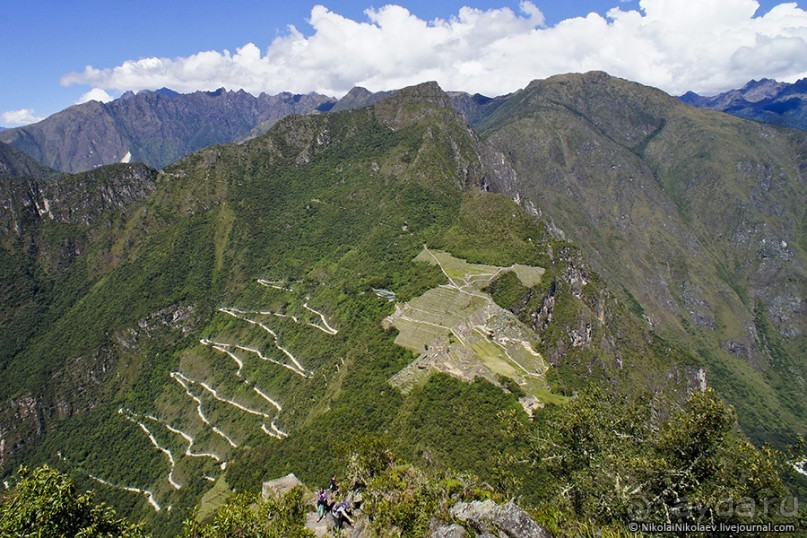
<box><xmin>0</xmin><ymin>162</ymin><xmax>165</xmax><ymax>482</ymax></box>
<box><xmin>0</xmin><ymin>89</ymin><xmax>336</xmax><ymax>173</ymax></box>
<box><xmin>0</xmin><ymin>163</ymin><xmax>157</xmax><ymax>234</ymax></box>
<box><xmin>478</xmin><ymin>71</ymin><xmax>806</xmax><ymax>443</ymax></box>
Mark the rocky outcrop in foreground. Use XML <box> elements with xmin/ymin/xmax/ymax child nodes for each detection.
<box><xmin>446</xmin><ymin>500</ymin><xmax>552</xmax><ymax>538</ymax></box>
<box><xmin>297</xmin><ymin>496</ymin><xmax>553</xmax><ymax>538</ymax></box>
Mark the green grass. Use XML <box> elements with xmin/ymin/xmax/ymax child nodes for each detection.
<box><xmin>392</xmin><ymin>318</ymin><xmax>449</xmax><ymax>352</ymax></box>
<box><xmin>511</xmin><ymin>264</ymin><xmax>545</xmax><ymax>287</ymax></box>
<box><xmin>385</xmin><ymin>248</ymin><xmax>551</xmax><ymax>399</ymax></box>
<box><xmin>414</xmin><ymin>248</ymin><xmax>501</xmax><ymax>283</ymax></box>
<box><xmin>196</xmin><ymin>476</ymin><xmax>232</xmax><ymax>523</ymax></box>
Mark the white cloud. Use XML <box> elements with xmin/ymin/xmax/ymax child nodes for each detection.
<box><xmin>76</xmin><ymin>88</ymin><xmax>114</xmax><ymax>104</ymax></box>
<box><xmin>2</xmin><ymin>109</ymin><xmax>45</xmax><ymax>127</ymax></box>
<box><xmin>60</xmin><ymin>1</ymin><xmax>807</xmax><ymax>98</ymax></box>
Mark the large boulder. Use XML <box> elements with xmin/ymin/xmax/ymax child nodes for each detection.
<box><xmin>450</xmin><ymin>500</ymin><xmax>552</xmax><ymax>538</ymax></box>
<box><xmin>261</xmin><ymin>472</ymin><xmax>304</xmax><ymax>499</ymax></box>
<box><xmin>305</xmin><ymin>511</ymin><xmax>331</xmax><ymax>537</ymax></box>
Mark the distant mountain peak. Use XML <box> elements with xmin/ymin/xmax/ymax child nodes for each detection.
<box><xmin>0</xmin><ymin>88</ymin><xmax>336</xmax><ymax>172</ymax></box>
<box><xmin>154</xmin><ymin>88</ymin><xmax>179</xmax><ymax>98</ymax></box>
<box><xmin>392</xmin><ymin>81</ymin><xmax>451</xmax><ymax>104</ymax></box>
<box><xmin>741</xmin><ymin>78</ymin><xmax>778</xmax><ymax>90</ymax></box>
<box><xmin>344</xmin><ymin>86</ymin><xmax>373</xmax><ymax>99</ymax></box>
<box><xmin>679</xmin><ymin>78</ymin><xmax>807</xmax><ymax>131</ymax></box>
<box><xmin>330</xmin><ymin>86</ymin><xmax>393</xmax><ymax>113</ymax></box>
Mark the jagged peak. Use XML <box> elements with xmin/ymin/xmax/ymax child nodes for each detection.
<box><xmin>741</xmin><ymin>78</ymin><xmax>778</xmax><ymax>90</ymax></box>
<box><xmin>154</xmin><ymin>88</ymin><xmax>180</xmax><ymax>98</ymax></box>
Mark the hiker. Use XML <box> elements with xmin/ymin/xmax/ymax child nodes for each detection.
<box><xmin>329</xmin><ymin>474</ymin><xmax>339</xmax><ymax>493</ymax></box>
<box><xmin>316</xmin><ymin>487</ymin><xmax>329</xmax><ymax>521</ymax></box>
<box><xmin>332</xmin><ymin>499</ymin><xmax>354</xmax><ymax>528</ymax></box>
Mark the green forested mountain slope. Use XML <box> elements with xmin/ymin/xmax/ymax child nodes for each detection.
<box><xmin>0</xmin><ymin>80</ymin><xmax>802</xmax><ymax>534</ymax></box>
<box><xmin>0</xmin><ymin>141</ymin><xmax>55</xmax><ymax>179</ymax></box>
<box><xmin>477</xmin><ymin>71</ymin><xmax>806</xmax><ymax>446</ymax></box>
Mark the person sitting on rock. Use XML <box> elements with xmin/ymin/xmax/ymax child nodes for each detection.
<box><xmin>332</xmin><ymin>499</ymin><xmax>354</xmax><ymax>528</ymax></box>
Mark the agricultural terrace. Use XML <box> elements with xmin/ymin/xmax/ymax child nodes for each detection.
<box><xmin>385</xmin><ymin>247</ymin><xmax>551</xmax><ymax>401</ymax></box>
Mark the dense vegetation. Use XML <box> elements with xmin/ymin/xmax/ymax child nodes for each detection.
<box><xmin>181</xmin><ymin>488</ymin><xmax>312</xmax><ymax>538</ymax></box>
<box><xmin>0</xmin><ymin>79</ymin><xmax>803</xmax><ymax>535</ymax></box>
<box><xmin>3</xmin><ymin>389</ymin><xmax>801</xmax><ymax>536</ymax></box>
<box><xmin>0</xmin><ymin>465</ymin><xmax>145</xmax><ymax>537</ymax></box>
<box><xmin>524</xmin><ymin>389</ymin><xmax>803</xmax><ymax>535</ymax></box>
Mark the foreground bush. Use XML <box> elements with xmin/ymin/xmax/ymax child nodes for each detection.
<box><xmin>181</xmin><ymin>487</ymin><xmax>312</xmax><ymax>538</ymax></box>
<box><xmin>0</xmin><ymin>465</ymin><xmax>144</xmax><ymax>537</ymax></box>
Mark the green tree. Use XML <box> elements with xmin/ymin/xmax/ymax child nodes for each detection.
<box><xmin>0</xmin><ymin>465</ymin><xmax>144</xmax><ymax>537</ymax></box>
<box><xmin>532</xmin><ymin>388</ymin><xmax>653</xmax><ymax>522</ymax></box>
<box><xmin>352</xmin><ymin>441</ymin><xmax>494</xmax><ymax>538</ymax></box>
<box><xmin>182</xmin><ymin>487</ymin><xmax>312</xmax><ymax>538</ymax></box>
<box><xmin>531</xmin><ymin>389</ymin><xmax>793</xmax><ymax>533</ymax></box>
<box><xmin>645</xmin><ymin>389</ymin><xmax>790</xmax><ymax>526</ymax></box>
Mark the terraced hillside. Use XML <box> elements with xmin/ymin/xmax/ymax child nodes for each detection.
<box><xmin>0</xmin><ymin>84</ymin><xmax>558</xmax><ymax>532</ymax></box>
<box><xmin>51</xmin><ymin>280</ymin><xmax>342</xmax><ymax>517</ymax></box>
<box><xmin>385</xmin><ymin>247</ymin><xmax>551</xmax><ymax>404</ymax></box>
<box><xmin>0</xmin><ymin>80</ymin><xmax>801</xmax><ymax>534</ymax></box>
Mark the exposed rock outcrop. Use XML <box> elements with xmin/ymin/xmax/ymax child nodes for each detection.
<box><xmin>430</xmin><ymin>523</ymin><xmax>468</xmax><ymax>538</ymax></box>
<box><xmin>261</xmin><ymin>473</ymin><xmax>304</xmax><ymax>499</ymax></box>
<box><xmin>450</xmin><ymin>500</ymin><xmax>552</xmax><ymax>538</ymax></box>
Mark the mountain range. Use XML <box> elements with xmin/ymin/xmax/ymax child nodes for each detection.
<box><xmin>0</xmin><ymin>73</ymin><xmax>804</xmax><ymax>534</ymax></box>
<box><xmin>3</xmin><ymin>77</ymin><xmax>805</xmax><ymax>178</ymax></box>
<box><xmin>0</xmin><ymin>89</ymin><xmax>336</xmax><ymax>173</ymax></box>
<box><xmin>477</xmin><ymin>72</ymin><xmax>805</xmax><ymax>444</ymax></box>
<box><xmin>681</xmin><ymin>77</ymin><xmax>807</xmax><ymax>132</ymax></box>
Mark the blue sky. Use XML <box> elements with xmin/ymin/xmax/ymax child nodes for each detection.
<box><xmin>2</xmin><ymin>0</ymin><xmax>806</xmax><ymax>126</ymax></box>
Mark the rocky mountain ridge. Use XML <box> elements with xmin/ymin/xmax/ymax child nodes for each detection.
<box><xmin>0</xmin><ymin>141</ymin><xmax>55</xmax><ymax>179</ymax></box>
<box><xmin>476</xmin><ymin>71</ymin><xmax>805</xmax><ymax>444</ymax></box>
<box><xmin>0</xmin><ymin>84</ymin><xmax>517</xmax><ymax>176</ymax></box>
<box><xmin>4</xmin><ymin>76</ymin><xmax>805</xmax><ymax>177</ymax></box>
<box><xmin>0</xmin><ymin>89</ymin><xmax>336</xmax><ymax>173</ymax></box>
<box><xmin>681</xmin><ymin>77</ymin><xmax>807</xmax><ymax>132</ymax></box>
